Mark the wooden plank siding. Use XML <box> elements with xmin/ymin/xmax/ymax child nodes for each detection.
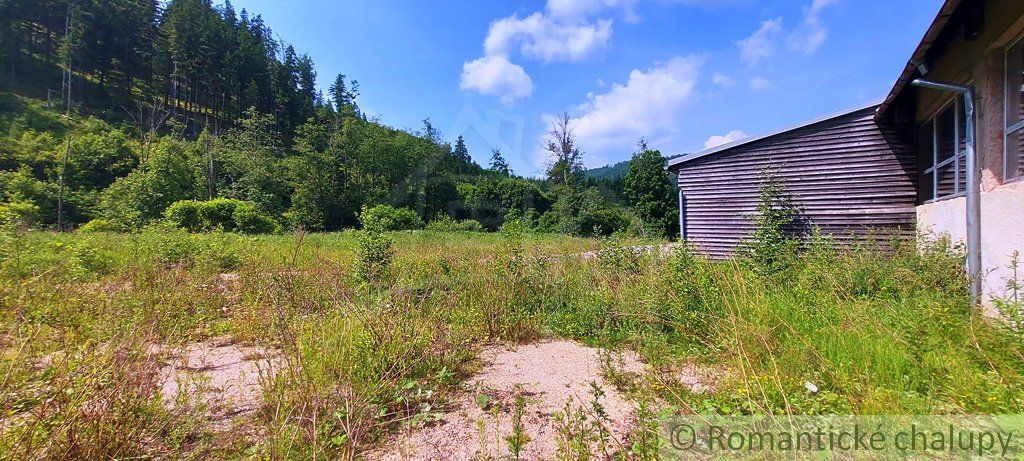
<box><xmin>674</xmin><ymin>106</ymin><xmax>918</xmax><ymax>258</ymax></box>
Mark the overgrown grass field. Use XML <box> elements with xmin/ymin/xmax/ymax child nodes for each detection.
<box><xmin>1</xmin><ymin>226</ymin><xmax>1022</xmax><ymax>459</ymax></box>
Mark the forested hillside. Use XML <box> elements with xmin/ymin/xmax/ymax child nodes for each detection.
<box><xmin>0</xmin><ymin>0</ymin><xmax>678</xmax><ymax>237</ymax></box>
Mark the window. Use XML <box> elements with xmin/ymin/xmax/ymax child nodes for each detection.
<box><xmin>921</xmin><ymin>99</ymin><xmax>969</xmax><ymax>200</ymax></box>
<box><xmin>1006</xmin><ymin>36</ymin><xmax>1024</xmax><ymax>181</ymax></box>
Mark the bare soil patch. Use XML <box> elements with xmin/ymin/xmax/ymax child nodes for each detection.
<box><xmin>156</xmin><ymin>336</ymin><xmax>279</xmax><ymax>432</ymax></box>
<box><xmin>369</xmin><ymin>340</ymin><xmax>648</xmax><ymax>460</ymax></box>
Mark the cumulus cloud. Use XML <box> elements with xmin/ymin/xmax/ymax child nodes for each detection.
<box><xmin>703</xmin><ymin>129</ymin><xmax>746</xmax><ymax>149</ymax></box>
<box><xmin>749</xmin><ymin>76</ymin><xmax>772</xmax><ymax>90</ymax></box>
<box><xmin>788</xmin><ymin>0</ymin><xmax>839</xmax><ymax>54</ymax></box>
<box><xmin>462</xmin><ymin>0</ymin><xmax>632</xmax><ymax>103</ymax></box>
<box><xmin>484</xmin><ymin>13</ymin><xmax>613</xmax><ymax>62</ymax></box>
<box><xmin>543</xmin><ymin>55</ymin><xmax>705</xmax><ymax>166</ymax></box>
<box><xmin>460</xmin><ymin>55</ymin><xmax>535</xmax><ymax>105</ymax></box>
<box><xmin>736</xmin><ymin>18</ymin><xmax>782</xmax><ymax>66</ymax></box>
<box><xmin>711</xmin><ymin>72</ymin><xmax>734</xmax><ymax>87</ymax></box>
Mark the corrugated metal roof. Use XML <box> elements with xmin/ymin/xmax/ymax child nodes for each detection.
<box><xmin>874</xmin><ymin>0</ymin><xmax>964</xmax><ymax>119</ymax></box>
<box><xmin>667</xmin><ymin>99</ymin><xmax>883</xmax><ymax>171</ymax></box>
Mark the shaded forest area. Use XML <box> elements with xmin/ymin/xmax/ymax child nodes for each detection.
<box><xmin>0</xmin><ymin>0</ymin><xmax>677</xmax><ymax>237</ymax></box>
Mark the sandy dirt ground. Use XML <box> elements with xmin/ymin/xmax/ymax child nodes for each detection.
<box><xmin>368</xmin><ymin>340</ymin><xmax>673</xmax><ymax>460</ymax></box>
<box><xmin>156</xmin><ymin>336</ymin><xmax>278</xmax><ymax>432</ymax></box>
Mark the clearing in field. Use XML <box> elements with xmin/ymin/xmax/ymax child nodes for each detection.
<box><xmin>2</xmin><ymin>229</ymin><xmax>1023</xmax><ymax>459</ymax></box>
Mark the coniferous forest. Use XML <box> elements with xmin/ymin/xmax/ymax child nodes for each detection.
<box><xmin>0</xmin><ymin>0</ymin><xmax>678</xmax><ymax>237</ymax></box>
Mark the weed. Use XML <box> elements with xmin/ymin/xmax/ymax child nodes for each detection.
<box><xmin>505</xmin><ymin>385</ymin><xmax>531</xmax><ymax>460</ymax></box>
<box><xmin>354</xmin><ymin>228</ymin><xmax>394</xmax><ymax>286</ymax></box>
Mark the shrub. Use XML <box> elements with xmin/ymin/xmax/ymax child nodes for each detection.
<box><xmin>197</xmin><ymin>198</ymin><xmax>241</xmax><ymax>230</ymax></box>
<box><xmin>579</xmin><ymin>208</ymin><xmax>630</xmax><ymax>237</ymax></box>
<box><xmin>354</xmin><ymin>229</ymin><xmax>394</xmax><ymax>285</ymax></box>
<box><xmin>359</xmin><ymin>205</ymin><xmax>423</xmax><ymax>232</ymax></box>
<box><xmin>164</xmin><ymin>198</ymin><xmax>277</xmax><ymax>234</ymax></box>
<box><xmin>425</xmin><ymin>215</ymin><xmax>484</xmax><ymax>233</ymax></box>
<box><xmin>0</xmin><ymin>199</ymin><xmax>41</xmax><ymax>228</ymax></box>
<box><xmin>233</xmin><ymin>203</ymin><xmax>278</xmax><ymax>234</ymax></box>
<box><xmin>163</xmin><ymin>200</ymin><xmax>204</xmax><ymax>231</ymax></box>
<box><xmin>738</xmin><ymin>170</ymin><xmax>802</xmax><ymax>276</ymax></box>
<box><xmin>79</xmin><ymin>218</ymin><xmax>129</xmax><ymax>233</ymax></box>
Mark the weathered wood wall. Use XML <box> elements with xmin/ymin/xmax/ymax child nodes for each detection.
<box><xmin>674</xmin><ymin>106</ymin><xmax>918</xmax><ymax>258</ymax></box>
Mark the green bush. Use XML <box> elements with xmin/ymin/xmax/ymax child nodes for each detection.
<box><xmin>164</xmin><ymin>200</ymin><xmax>204</xmax><ymax>231</ymax></box>
<box><xmin>359</xmin><ymin>205</ymin><xmax>423</xmax><ymax>232</ymax></box>
<box><xmin>354</xmin><ymin>229</ymin><xmax>394</xmax><ymax>285</ymax></box>
<box><xmin>78</xmin><ymin>218</ymin><xmax>129</xmax><ymax>233</ymax></box>
<box><xmin>738</xmin><ymin>171</ymin><xmax>802</xmax><ymax>276</ymax></box>
<box><xmin>197</xmin><ymin>198</ymin><xmax>241</xmax><ymax>230</ymax></box>
<box><xmin>579</xmin><ymin>208</ymin><xmax>630</xmax><ymax>237</ymax></box>
<box><xmin>0</xmin><ymin>199</ymin><xmax>41</xmax><ymax>228</ymax></box>
<box><xmin>233</xmin><ymin>203</ymin><xmax>278</xmax><ymax>234</ymax></box>
<box><xmin>164</xmin><ymin>198</ymin><xmax>277</xmax><ymax>234</ymax></box>
<box><xmin>425</xmin><ymin>215</ymin><xmax>484</xmax><ymax>233</ymax></box>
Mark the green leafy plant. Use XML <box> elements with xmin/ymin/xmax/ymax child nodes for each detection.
<box><xmin>354</xmin><ymin>228</ymin><xmax>394</xmax><ymax>285</ymax></box>
<box><xmin>359</xmin><ymin>204</ymin><xmax>423</xmax><ymax>232</ymax></box>
<box><xmin>505</xmin><ymin>386</ymin><xmax>531</xmax><ymax>460</ymax></box>
<box><xmin>738</xmin><ymin>169</ymin><xmax>802</xmax><ymax>276</ymax></box>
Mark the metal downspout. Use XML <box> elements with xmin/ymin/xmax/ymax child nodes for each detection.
<box><xmin>678</xmin><ymin>188</ymin><xmax>686</xmax><ymax>241</ymax></box>
<box><xmin>911</xmin><ymin>79</ymin><xmax>982</xmax><ymax>307</ymax></box>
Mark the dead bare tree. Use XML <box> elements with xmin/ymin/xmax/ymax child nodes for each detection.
<box><xmin>543</xmin><ymin>112</ymin><xmax>584</xmax><ymax>188</ymax></box>
<box><xmin>122</xmin><ymin>97</ymin><xmax>172</xmax><ymax>164</ymax></box>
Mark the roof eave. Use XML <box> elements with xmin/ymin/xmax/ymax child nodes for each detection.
<box><xmin>668</xmin><ymin>99</ymin><xmax>883</xmax><ymax>171</ymax></box>
<box><xmin>874</xmin><ymin>0</ymin><xmax>963</xmax><ymax>121</ymax></box>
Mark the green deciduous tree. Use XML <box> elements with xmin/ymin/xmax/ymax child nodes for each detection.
<box><xmin>623</xmin><ymin>140</ymin><xmax>676</xmax><ymax>238</ymax></box>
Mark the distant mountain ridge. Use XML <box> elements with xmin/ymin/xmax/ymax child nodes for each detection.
<box><xmin>584</xmin><ymin>153</ymin><xmax>687</xmax><ymax>180</ymax></box>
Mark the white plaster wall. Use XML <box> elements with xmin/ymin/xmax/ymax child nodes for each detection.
<box><xmin>917</xmin><ymin>181</ymin><xmax>1024</xmax><ymax>315</ymax></box>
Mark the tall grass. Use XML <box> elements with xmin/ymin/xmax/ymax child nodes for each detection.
<box><xmin>1</xmin><ymin>223</ymin><xmax>1021</xmax><ymax>459</ymax></box>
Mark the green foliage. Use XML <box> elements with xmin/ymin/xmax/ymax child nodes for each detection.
<box><xmin>457</xmin><ymin>177</ymin><xmax>550</xmax><ymax>229</ymax></box>
<box><xmin>425</xmin><ymin>215</ymin><xmax>484</xmax><ymax>233</ymax></box>
<box><xmin>358</xmin><ymin>204</ymin><xmax>423</xmax><ymax>232</ymax></box>
<box><xmin>0</xmin><ymin>199</ymin><xmax>41</xmax><ymax>228</ymax></box>
<box><xmin>148</xmin><ymin>227</ymin><xmax>244</xmax><ymax>271</ymax></box>
<box><xmin>541</xmin><ymin>187</ymin><xmax>631</xmax><ymax>237</ymax></box>
<box><xmin>100</xmin><ymin>138</ymin><xmax>198</xmax><ymax>230</ymax></box>
<box><xmin>78</xmin><ymin>218</ymin><xmax>128</xmax><ymax>233</ymax></box>
<box><xmin>233</xmin><ymin>203</ymin><xmax>279</xmax><ymax>234</ymax></box>
<box><xmin>623</xmin><ymin>146</ymin><xmax>676</xmax><ymax>238</ymax></box>
<box><xmin>219</xmin><ymin>109</ymin><xmax>289</xmax><ymax>216</ymax></box>
<box><xmin>738</xmin><ymin>170</ymin><xmax>802</xmax><ymax>276</ymax></box>
<box><xmin>354</xmin><ymin>229</ymin><xmax>394</xmax><ymax>284</ymax></box>
<box><xmin>164</xmin><ymin>198</ymin><xmax>278</xmax><ymax>234</ymax></box>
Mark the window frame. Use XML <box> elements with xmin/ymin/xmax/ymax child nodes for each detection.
<box><xmin>921</xmin><ymin>96</ymin><xmax>969</xmax><ymax>202</ymax></box>
<box><xmin>1004</xmin><ymin>32</ymin><xmax>1024</xmax><ymax>182</ymax></box>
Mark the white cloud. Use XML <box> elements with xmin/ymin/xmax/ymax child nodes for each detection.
<box><xmin>703</xmin><ymin>129</ymin><xmax>746</xmax><ymax>149</ymax></box>
<box><xmin>711</xmin><ymin>72</ymin><xmax>734</xmax><ymax>87</ymax></box>
<box><xmin>484</xmin><ymin>13</ymin><xmax>613</xmax><ymax>62</ymax></box>
<box><xmin>460</xmin><ymin>55</ymin><xmax>535</xmax><ymax>105</ymax></box>
<box><xmin>749</xmin><ymin>76</ymin><xmax>772</xmax><ymax>90</ymax></box>
<box><xmin>736</xmin><ymin>17</ymin><xmax>782</xmax><ymax>66</ymax></box>
<box><xmin>788</xmin><ymin>0</ymin><xmax>839</xmax><ymax>54</ymax></box>
<box><xmin>544</xmin><ymin>54</ymin><xmax>705</xmax><ymax>167</ymax></box>
<box><xmin>463</xmin><ymin>0</ymin><xmax>642</xmax><ymax>103</ymax></box>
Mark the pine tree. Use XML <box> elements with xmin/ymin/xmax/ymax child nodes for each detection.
<box><xmin>490</xmin><ymin>149</ymin><xmax>511</xmax><ymax>176</ymax></box>
<box><xmin>453</xmin><ymin>135</ymin><xmax>470</xmax><ymax>163</ymax></box>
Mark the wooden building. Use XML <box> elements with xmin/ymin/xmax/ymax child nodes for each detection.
<box><xmin>669</xmin><ymin>0</ymin><xmax>1024</xmax><ymax>310</ymax></box>
<box><xmin>666</xmin><ymin>103</ymin><xmax>918</xmax><ymax>258</ymax></box>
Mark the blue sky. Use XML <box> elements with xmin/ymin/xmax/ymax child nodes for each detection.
<box><xmin>231</xmin><ymin>0</ymin><xmax>942</xmax><ymax>176</ymax></box>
